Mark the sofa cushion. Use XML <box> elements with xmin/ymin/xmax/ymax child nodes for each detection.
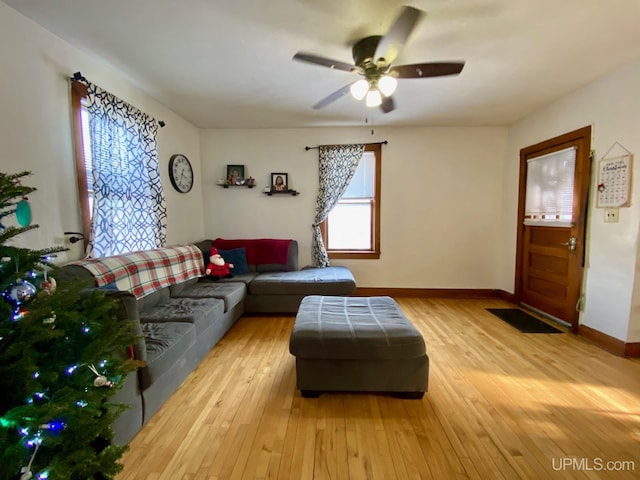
<box><xmin>248</xmin><ymin>267</ymin><xmax>356</xmax><ymax>296</ymax></box>
<box><xmin>139</xmin><ymin>321</ymin><xmax>196</xmax><ymax>390</ymax></box>
<box><xmin>136</xmin><ymin>287</ymin><xmax>171</xmax><ymax>313</ymax></box>
<box><xmin>193</xmin><ymin>239</ymin><xmax>258</xmax><ymax>273</ymax></box>
<box><xmin>255</xmin><ymin>239</ymin><xmax>298</xmax><ymax>272</ymax></box>
<box><xmin>192</xmin><ymin>239</ymin><xmax>213</xmax><ymax>263</ymax></box>
<box><xmin>213</xmin><ymin>238</ymin><xmax>298</xmax><ymax>272</ymax></box>
<box><xmin>217</xmin><ymin>273</ymin><xmax>259</xmax><ymax>285</ymax></box>
<box><xmin>169</xmin><ymin>277</ymin><xmax>199</xmax><ymax>297</ymax></box>
<box><xmin>139</xmin><ymin>297</ymin><xmax>225</xmax><ymax>334</ymax></box>
<box><xmin>170</xmin><ymin>282</ymin><xmax>246</xmax><ymax>312</ymax></box>
<box><xmin>218</xmin><ymin>248</ymin><xmax>250</xmax><ymax>275</ymax></box>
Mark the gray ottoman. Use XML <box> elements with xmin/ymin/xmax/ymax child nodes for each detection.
<box><xmin>289</xmin><ymin>295</ymin><xmax>429</xmax><ymax>398</ymax></box>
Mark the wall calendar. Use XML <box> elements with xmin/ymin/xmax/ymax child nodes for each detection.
<box><xmin>596</xmin><ymin>154</ymin><xmax>632</xmax><ymax>207</ymax></box>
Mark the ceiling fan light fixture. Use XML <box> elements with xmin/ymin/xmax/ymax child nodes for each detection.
<box><xmin>365</xmin><ymin>88</ymin><xmax>382</xmax><ymax>107</ymax></box>
<box><xmin>292</xmin><ymin>6</ymin><xmax>464</xmax><ymax>113</ymax></box>
<box><xmin>350</xmin><ymin>79</ymin><xmax>369</xmax><ymax>100</ymax></box>
<box><xmin>378</xmin><ymin>75</ymin><xmax>398</xmax><ymax>97</ymax></box>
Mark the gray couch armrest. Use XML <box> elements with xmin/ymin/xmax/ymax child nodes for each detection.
<box><xmin>108</xmin><ymin>290</ymin><xmax>146</xmax><ymax>364</ymax></box>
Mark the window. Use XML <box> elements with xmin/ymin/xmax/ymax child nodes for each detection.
<box><xmin>70</xmin><ymin>81</ymin><xmax>92</xmax><ymax>250</ymax></box>
<box><xmin>321</xmin><ymin>143</ymin><xmax>381</xmax><ymax>259</ymax></box>
<box><xmin>524</xmin><ymin>146</ymin><xmax>576</xmax><ymax>226</ymax></box>
<box><xmin>80</xmin><ymin>97</ymin><xmax>95</xmax><ymax>218</ymax></box>
<box><xmin>70</xmin><ymin>80</ymin><xmax>167</xmax><ymax>257</ymax></box>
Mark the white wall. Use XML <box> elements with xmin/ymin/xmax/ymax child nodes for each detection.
<box><xmin>503</xmin><ymin>57</ymin><xmax>640</xmax><ymax>342</ymax></box>
<box><xmin>0</xmin><ymin>3</ymin><xmax>204</xmax><ymax>262</ymax></box>
<box><xmin>201</xmin><ymin>126</ymin><xmax>508</xmax><ymax>289</ymax></box>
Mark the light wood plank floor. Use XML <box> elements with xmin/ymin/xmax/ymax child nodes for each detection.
<box><xmin>117</xmin><ymin>298</ymin><xmax>640</xmax><ymax>480</ymax></box>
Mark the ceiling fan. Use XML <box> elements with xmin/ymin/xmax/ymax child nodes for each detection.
<box><xmin>293</xmin><ymin>5</ymin><xmax>465</xmax><ymax>113</ymax></box>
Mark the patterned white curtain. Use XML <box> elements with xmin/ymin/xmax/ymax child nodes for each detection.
<box><xmin>312</xmin><ymin>144</ymin><xmax>365</xmax><ymax>266</ymax></box>
<box><xmin>85</xmin><ymin>83</ymin><xmax>167</xmax><ymax>257</ymax></box>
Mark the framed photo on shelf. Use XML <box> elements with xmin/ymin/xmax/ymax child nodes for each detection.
<box><xmin>226</xmin><ymin>165</ymin><xmax>245</xmax><ymax>185</ymax></box>
<box><xmin>271</xmin><ymin>173</ymin><xmax>288</xmax><ymax>192</ymax></box>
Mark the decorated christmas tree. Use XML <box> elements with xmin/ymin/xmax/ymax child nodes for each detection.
<box><xmin>0</xmin><ymin>172</ymin><xmax>139</xmax><ymax>480</ymax></box>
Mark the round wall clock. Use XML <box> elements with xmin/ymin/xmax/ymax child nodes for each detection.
<box><xmin>168</xmin><ymin>154</ymin><xmax>193</xmax><ymax>193</ymax></box>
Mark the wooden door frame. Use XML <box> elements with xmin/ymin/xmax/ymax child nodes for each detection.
<box><xmin>514</xmin><ymin>126</ymin><xmax>592</xmax><ymax>333</ymax></box>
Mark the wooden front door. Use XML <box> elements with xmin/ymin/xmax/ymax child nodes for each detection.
<box><xmin>515</xmin><ymin>126</ymin><xmax>592</xmax><ymax>333</ymax></box>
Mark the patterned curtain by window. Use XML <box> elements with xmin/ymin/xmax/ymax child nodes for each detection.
<box><xmin>312</xmin><ymin>144</ymin><xmax>365</xmax><ymax>267</ymax></box>
<box><xmin>86</xmin><ymin>83</ymin><xmax>167</xmax><ymax>257</ymax></box>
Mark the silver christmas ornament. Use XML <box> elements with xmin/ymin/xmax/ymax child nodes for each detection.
<box><xmin>3</xmin><ymin>280</ymin><xmax>37</xmax><ymax>308</ymax></box>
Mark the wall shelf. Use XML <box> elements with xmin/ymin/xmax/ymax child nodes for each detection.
<box><xmin>263</xmin><ymin>190</ymin><xmax>299</xmax><ymax>196</ymax></box>
<box><xmin>218</xmin><ymin>183</ymin><xmax>257</xmax><ymax>189</ymax></box>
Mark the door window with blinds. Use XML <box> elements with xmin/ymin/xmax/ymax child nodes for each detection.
<box><xmin>524</xmin><ymin>147</ymin><xmax>576</xmax><ymax>226</ymax></box>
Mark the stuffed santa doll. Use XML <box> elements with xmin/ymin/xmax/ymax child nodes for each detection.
<box><xmin>205</xmin><ymin>247</ymin><xmax>234</xmax><ymax>280</ymax></box>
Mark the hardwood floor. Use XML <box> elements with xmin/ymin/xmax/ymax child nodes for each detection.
<box><xmin>116</xmin><ymin>298</ymin><xmax>640</xmax><ymax>480</ymax></box>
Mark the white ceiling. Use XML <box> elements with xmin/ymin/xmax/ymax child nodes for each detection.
<box><xmin>5</xmin><ymin>0</ymin><xmax>640</xmax><ymax>129</ymax></box>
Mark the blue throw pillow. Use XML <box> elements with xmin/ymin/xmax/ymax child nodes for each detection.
<box><xmin>218</xmin><ymin>248</ymin><xmax>250</xmax><ymax>275</ymax></box>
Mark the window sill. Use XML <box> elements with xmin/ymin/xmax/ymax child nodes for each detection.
<box><xmin>327</xmin><ymin>250</ymin><xmax>380</xmax><ymax>260</ymax></box>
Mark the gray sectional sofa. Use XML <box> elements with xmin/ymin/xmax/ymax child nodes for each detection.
<box><xmin>60</xmin><ymin>239</ymin><xmax>355</xmax><ymax>444</ymax></box>
<box><xmin>195</xmin><ymin>238</ymin><xmax>356</xmax><ymax>313</ymax></box>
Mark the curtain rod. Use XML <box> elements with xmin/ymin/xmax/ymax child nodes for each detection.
<box><xmin>70</xmin><ymin>71</ymin><xmax>166</xmax><ymax>128</ymax></box>
<box><xmin>304</xmin><ymin>140</ymin><xmax>388</xmax><ymax>151</ymax></box>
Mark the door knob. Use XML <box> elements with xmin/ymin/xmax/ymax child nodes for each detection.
<box><xmin>561</xmin><ymin>237</ymin><xmax>577</xmax><ymax>251</ymax></box>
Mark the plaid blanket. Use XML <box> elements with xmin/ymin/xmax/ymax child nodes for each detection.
<box><xmin>71</xmin><ymin>245</ymin><xmax>204</xmax><ymax>298</ymax></box>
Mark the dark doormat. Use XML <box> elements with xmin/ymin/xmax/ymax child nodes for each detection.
<box><xmin>486</xmin><ymin>308</ymin><xmax>563</xmax><ymax>334</ymax></box>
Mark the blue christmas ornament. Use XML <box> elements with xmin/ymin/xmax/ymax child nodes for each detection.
<box><xmin>40</xmin><ymin>419</ymin><xmax>65</xmax><ymax>434</ymax></box>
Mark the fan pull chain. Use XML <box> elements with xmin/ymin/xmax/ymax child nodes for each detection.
<box><xmin>365</xmin><ymin>113</ymin><xmax>375</xmax><ymax>136</ymax></box>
